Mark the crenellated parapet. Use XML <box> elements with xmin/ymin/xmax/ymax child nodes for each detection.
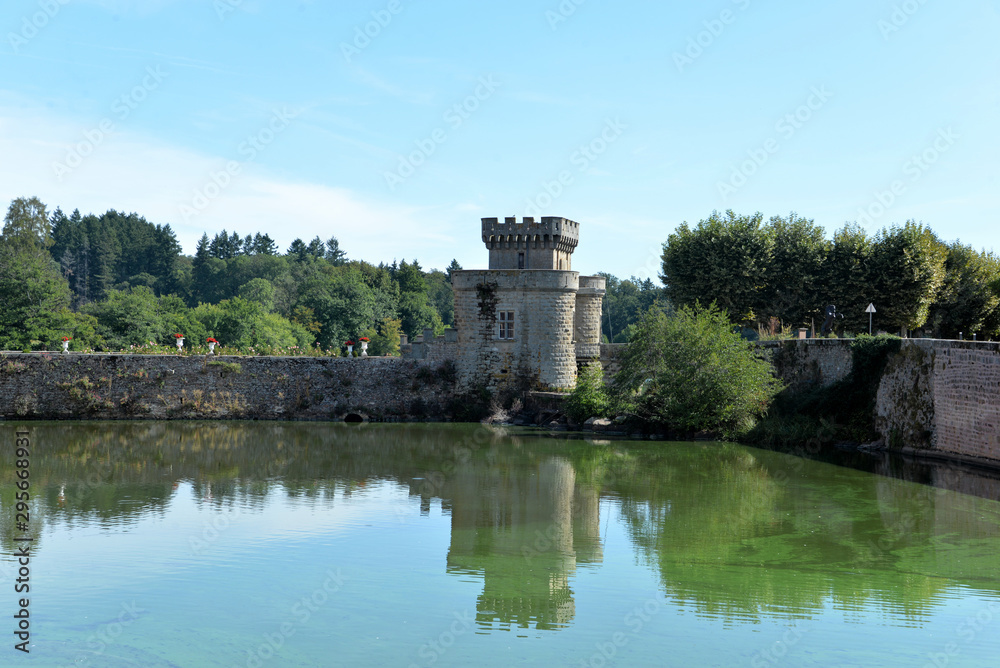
<box><xmin>482</xmin><ymin>217</ymin><xmax>579</xmax><ymax>270</ymax></box>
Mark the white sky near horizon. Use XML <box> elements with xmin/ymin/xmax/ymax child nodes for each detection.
<box><xmin>1</xmin><ymin>0</ymin><xmax>998</xmax><ymax>280</ymax></box>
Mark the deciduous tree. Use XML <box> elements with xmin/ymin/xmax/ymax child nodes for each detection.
<box><xmin>661</xmin><ymin>210</ymin><xmax>771</xmax><ymax>324</ymax></box>
<box><xmin>612</xmin><ymin>303</ymin><xmax>783</xmax><ymax>436</ymax></box>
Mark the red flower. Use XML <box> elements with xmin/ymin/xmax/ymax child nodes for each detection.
<box><xmin>174</xmin><ymin>333</ymin><xmax>184</xmax><ymax>339</ymax></box>
<box><xmin>344</xmin><ymin>340</ymin><xmax>355</xmax><ymax>346</ymax></box>
<box><xmin>61</xmin><ymin>336</ymin><xmax>72</xmax><ymax>342</ymax></box>
<box><xmin>207</xmin><ymin>337</ymin><xmax>219</xmax><ymax>343</ymax></box>
<box><xmin>359</xmin><ymin>337</ymin><xmax>370</xmax><ymax>342</ymax></box>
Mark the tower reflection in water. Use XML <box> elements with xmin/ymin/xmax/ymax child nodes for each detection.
<box><xmin>440</xmin><ymin>457</ymin><xmax>603</xmax><ymax>631</ymax></box>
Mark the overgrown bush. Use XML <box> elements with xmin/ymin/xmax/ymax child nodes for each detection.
<box><xmin>566</xmin><ymin>362</ymin><xmax>610</xmax><ymax>424</ymax></box>
<box><xmin>612</xmin><ymin>303</ymin><xmax>783</xmax><ymax>437</ymax></box>
<box><xmin>745</xmin><ymin>333</ymin><xmax>902</xmax><ymax>446</ymax></box>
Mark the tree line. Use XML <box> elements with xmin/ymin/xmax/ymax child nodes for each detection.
<box><xmin>0</xmin><ymin>197</ymin><xmax>459</xmax><ymax>353</ymax></box>
<box><xmin>660</xmin><ymin>210</ymin><xmax>1000</xmax><ymax>338</ymax></box>
<box><xmin>5</xmin><ymin>196</ymin><xmax>995</xmax><ymax>355</ymax></box>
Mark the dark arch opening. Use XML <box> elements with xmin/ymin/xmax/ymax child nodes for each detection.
<box><xmin>343</xmin><ymin>413</ymin><xmax>365</xmax><ymax>423</ymax></box>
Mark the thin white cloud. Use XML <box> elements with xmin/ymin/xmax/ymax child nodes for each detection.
<box><xmin>351</xmin><ymin>67</ymin><xmax>435</xmax><ymax>106</ymax></box>
<box><xmin>71</xmin><ymin>0</ymin><xmax>185</xmax><ymax>17</ymax></box>
<box><xmin>0</xmin><ymin>102</ymin><xmax>458</xmax><ymax>263</ymax></box>
<box><xmin>60</xmin><ymin>40</ymin><xmax>240</xmax><ymax>75</ymax></box>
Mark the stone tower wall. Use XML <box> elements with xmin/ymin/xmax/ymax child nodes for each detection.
<box><xmin>529</xmin><ymin>281</ymin><xmax>579</xmax><ymax>389</ymax></box>
<box><xmin>452</xmin><ymin>270</ymin><xmax>579</xmax><ymax>390</ymax></box>
<box><xmin>574</xmin><ymin>275</ymin><xmax>606</xmax><ymax>360</ymax></box>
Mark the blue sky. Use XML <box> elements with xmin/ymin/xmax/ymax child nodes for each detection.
<box><xmin>2</xmin><ymin>0</ymin><xmax>998</xmax><ymax>280</ymax></box>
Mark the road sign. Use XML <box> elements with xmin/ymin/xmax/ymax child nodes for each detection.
<box><xmin>866</xmin><ymin>303</ymin><xmax>876</xmax><ymax>334</ymax></box>
<box><xmin>865</xmin><ymin>303</ymin><xmax>876</xmax><ymax>313</ymax></box>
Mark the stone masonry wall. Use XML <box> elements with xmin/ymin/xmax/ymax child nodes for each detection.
<box><xmin>0</xmin><ymin>353</ymin><xmax>459</xmax><ymax>421</ymax></box>
<box><xmin>574</xmin><ymin>276</ymin><xmax>605</xmax><ymax>361</ymax></box>
<box><xmin>401</xmin><ymin>328</ymin><xmax>459</xmax><ymax>362</ymax></box>
<box><xmin>763</xmin><ymin>338</ymin><xmax>1000</xmax><ymax>467</ymax></box>
<box><xmin>452</xmin><ymin>270</ymin><xmax>579</xmax><ymax>391</ymax></box>
<box><xmin>530</xmin><ymin>285</ymin><xmax>578</xmax><ymax>389</ymax></box>
<box><xmin>6</xmin><ymin>340</ymin><xmax>997</xmax><ymax>467</ymax></box>
<box><xmin>759</xmin><ymin>339</ymin><xmax>853</xmax><ymax>393</ymax></box>
<box><xmin>598</xmin><ymin>343</ymin><xmax>625</xmax><ymax>383</ymax></box>
<box><xmin>875</xmin><ymin>340</ymin><xmax>1000</xmax><ymax>465</ymax></box>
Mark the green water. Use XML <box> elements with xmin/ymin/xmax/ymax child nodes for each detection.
<box><xmin>2</xmin><ymin>422</ymin><xmax>999</xmax><ymax>667</ymax></box>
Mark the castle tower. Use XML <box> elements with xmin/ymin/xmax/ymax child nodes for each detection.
<box><xmin>482</xmin><ymin>216</ymin><xmax>579</xmax><ymax>270</ymax></box>
<box><xmin>575</xmin><ymin>276</ymin><xmax>605</xmax><ymax>360</ymax></box>
<box><xmin>450</xmin><ymin>216</ymin><xmax>606</xmax><ymax>391</ymax></box>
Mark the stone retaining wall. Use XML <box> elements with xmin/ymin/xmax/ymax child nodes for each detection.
<box><xmin>758</xmin><ymin>339</ymin><xmax>853</xmax><ymax>392</ymax></box>
<box><xmin>761</xmin><ymin>338</ymin><xmax>1000</xmax><ymax>467</ymax></box>
<box><xmin>0</xmin><ymin>353</ymin><xmax>459</xmax><ymax>421</ymax></box>
<box><xmin>4</xmin><ymin>340</ymin><xmax>999</xmax><ymax>468</ymax></box>
<box><xmin>875</xmin><ymin>340</ymin><xmax>1000</xmax><ymax>466</ymax></box>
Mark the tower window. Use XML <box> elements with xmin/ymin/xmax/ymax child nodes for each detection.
<box><xmin>498</xmin><ymin>311</ymin><xmax>515</xmax><ymax>340</ymax></box>
<box><xmin>518</xmin><ymin>252</ymin><xmax>525</xmax><ymax>269</ymax></box>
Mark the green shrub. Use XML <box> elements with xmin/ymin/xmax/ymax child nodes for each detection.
<box><xmin>612</xmin><ymin>302</ymin><xmax>783</xmax><ymax>437</ymax></box>
<box><xmin>566</xmin><ymin>362</ymin><xmax>610</xmax><ymax>423</ymax></box>
<box><xmin>207</xmin><ymin>361</ymin><xmax>242</xmax><ymax>374</ymax></box>
<box><xmin>745</xmin><ymin>333</ymin><xmax>902</xmax><ymax>446</ymax></box>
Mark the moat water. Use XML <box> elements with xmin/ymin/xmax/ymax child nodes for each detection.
<box><xmin>3</xmin><ymin>422</ymin><xmax>1000</xmax><ymax>667</ymax></box>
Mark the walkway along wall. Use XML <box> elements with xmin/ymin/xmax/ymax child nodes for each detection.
<box><xmin>0</xmin><ymin>354</ymin><xmax>460</xmax><ymax>421</ymax></box>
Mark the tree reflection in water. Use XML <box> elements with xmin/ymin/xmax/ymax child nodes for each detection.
<box><xmin>2</xmin><ymin>422</ymin><xmax>999</xmax><ymax>631</ymax></box>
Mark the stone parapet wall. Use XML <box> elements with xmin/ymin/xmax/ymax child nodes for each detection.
<box><xmin>482</xmin><ymin>216</ymin><xmax>579</xmax><ymax>270</ymax></box>
<box><xmin>0</xmin><ymin>353</ymin><xmax>458</xmax><ymax>421</ymax></box>
<box><xmin>401</xmin><ymin>328</ymin><xmax>459</xmax><ymax>362</ymax></box>
<box><xmin>758</xmin><ymin>339</ymin><xmax>853</xmax><ymax>392</ymax></box>
<box><xmin>598</xmin><ymin>343</ymin><xmax>625</xmax><ymax>381</ymax></box>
